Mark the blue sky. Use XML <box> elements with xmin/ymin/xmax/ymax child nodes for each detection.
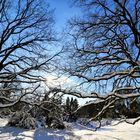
<box><xmin>47</xmin><ymin>0</ymin><xmax>81</xmax><ymax>32</ymax></box>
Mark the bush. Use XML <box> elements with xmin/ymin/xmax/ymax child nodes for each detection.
<box><xmin>0</xmin><ymin>108</ymin><xmax>11</xmax><ymax>118</ymax></box>
<box><xmin>8</xmin><ymin>111</ymin><xmax>36</xmax><ymax>129</ymax></box>
<box><xmin>45</xmin><ymin>115</ymin><xmax>65</xmax><ymax>129</ymax></box>
<box><xmin>50</xmin><ymin>119</ymin><xmax>65</xmax><ymax>129</ymax></box>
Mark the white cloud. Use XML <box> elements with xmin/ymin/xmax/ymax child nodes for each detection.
<box><xmin>45</xmin><ymin>75</ymin><xmax>74</xmax><ymax>87</ymax></box>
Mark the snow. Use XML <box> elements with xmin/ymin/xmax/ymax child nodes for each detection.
<box><xmin>36</xmin><ymin>118</ymin><xmax>46</xmax><ymax>128</ymax></box>
<box><xmin>0</xmin><ymin>118</ymin><xmax>140</xmax><ymax>140</ymax></box>
<box><xmin>72</xmin><ymin>122</ymin><xmax>140</xmax><ymax>140</ymax></box>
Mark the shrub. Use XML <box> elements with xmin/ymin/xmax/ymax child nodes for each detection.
<box><xmin>50</xmin><ymin>119</ymin><xmax>65</xmax><ymax>129</ymax></box>
<box><xmin>8</xmin><ymin>111</ymin><xmax>36</xmax><ymax>129</ymax></box>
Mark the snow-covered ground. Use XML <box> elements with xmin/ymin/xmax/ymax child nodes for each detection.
<box><xmin>0</xmin><ymin>118</ymin><xmax>140</xmax><ymax>140</ymax></box>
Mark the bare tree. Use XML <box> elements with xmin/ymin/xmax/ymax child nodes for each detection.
<box><xmin>62</xmin><ymin>0</ymin><xmax>140</xmax><ymax>122</ymax></box>
<box><xmin>0</xmin><ymin>0</ymin><xmax>59</xmax><ymax>107</ymax></box>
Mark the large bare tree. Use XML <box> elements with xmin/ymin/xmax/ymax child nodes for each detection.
<box><xmin>0</xmin><ymin>0</ymin><xmax>59</xmax><ymax>107</ymax></box>
<box><xmin>62</xmin><ymin>0</ymin><xmax>140</xmax><ymax>121</ymax></box>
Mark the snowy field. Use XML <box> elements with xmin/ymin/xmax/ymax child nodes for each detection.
<box><xmin>0</xmin><ymin>118</ymin><xmax>140</xmax><ymax>140</ymax></box>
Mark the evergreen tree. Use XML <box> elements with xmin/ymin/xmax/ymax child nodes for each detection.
<box><xmin>64</xmin><ymin>97</ymin><xmax>79</xmax><ymax>122</ymax></box>
<box><xmin>65</xmin><ymin>97</ymin><xmax>78</xmax><ymax>114</ymax></box>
